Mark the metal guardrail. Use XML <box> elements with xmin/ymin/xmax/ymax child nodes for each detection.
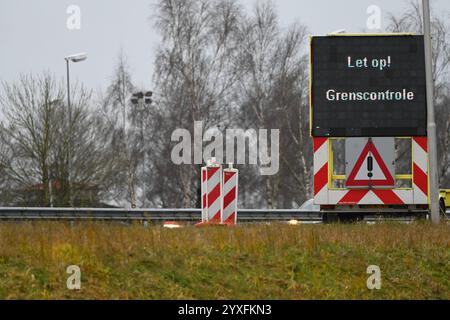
<box><xmin>0</xmin><ymin>207</ymin><xmax>447</xmax><ymax>222</ymax></box>
<box><xmin>0</xmin><ymin>207</ymin><xmax>321</xmax><ymax>222</ymax></box>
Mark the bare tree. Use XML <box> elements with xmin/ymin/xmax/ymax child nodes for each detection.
<box><xmin>0</xmin><ymin>73</ymin><xmax>116</xmax><ymax>207</ymax></box>
<box><xmin>150</xmin><ymin>0</ymin><xmax>242</xmax><ymax>207</ymax></box>
<box><xmin>100</xmin><ymin>52</ymin><xmax>142</xmax><ymax>208</ymax></box>
<box><xmin>147</xmin><ymin>0</ymin><xmax>311</xmax><ymax>209</ymax></box>
<box><xmin>0</xmin><ymin>74</ymin><xmax>64</xmax><ymax>206</ymax></box>
<box><xmin>235</xmin><ymin>0</ymin><xmax>310</xmax><ymax>208</ymax></box>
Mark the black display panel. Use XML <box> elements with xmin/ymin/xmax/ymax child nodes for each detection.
<box><xmin>310</xmin><ymin>35</ymin><xmax>427</xmax><ymax>137</ymax></box>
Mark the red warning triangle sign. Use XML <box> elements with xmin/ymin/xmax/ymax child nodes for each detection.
<box><xmin>346</xmin><ymin>140</ymin><xmax>395</xmax><ymax>187</ymax></box>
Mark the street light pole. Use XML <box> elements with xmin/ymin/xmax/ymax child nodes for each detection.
<box><xmin>64</xmin><ymin>53</ymin><xmax>87</xmax><ymax>207</ymax></box>
<box><xmin>66</xmin><ymin>59</ymin><xmax>71</xmax><ymax>118</ymax></box>
<box><xmin>65</xmin><ymin>59</ymin><xmax>73</xmax><ymax>206</ymax></box>
<box><xmin>422</xmin><ymin>0</ymin><xmax>440</xmax><ymax>224</ymax></box>
<box><xmin>131</xmin><ymin>91</ymin><xmax>153</xmax><ymax>209</ymax></box>
<box><xmin>66</xmin><ymin>59</ymin><xmax>73</xmax><ymax>206</ymax></box>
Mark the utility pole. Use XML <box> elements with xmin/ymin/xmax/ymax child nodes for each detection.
<box><xmin>422</xmin><ymin>0</ymin><xmax>440</xmax><ymax>224</ymax></box>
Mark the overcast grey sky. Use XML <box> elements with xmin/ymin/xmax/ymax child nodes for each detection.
<box><xmin>1</xmin><ymin>0</ymin><xmax>450</xmax><ymax>93</ymax></box>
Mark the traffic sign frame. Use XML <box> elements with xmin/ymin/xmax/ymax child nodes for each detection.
<box><xmin>309</xmin><ymin>33</ymin><xmax>427</xmax><ymax>138</ymax></box>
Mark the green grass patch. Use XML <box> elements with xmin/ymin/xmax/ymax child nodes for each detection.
<box><xmin>0</xmin><ymin>222</ymin><xmax>448</xmax><ymax>299</ymax></box>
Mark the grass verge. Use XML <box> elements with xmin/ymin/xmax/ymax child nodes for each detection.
<box><xmin>0</xmin><ymin>221</ymin><xmax>448</xmax><ymax>299</ymax></box>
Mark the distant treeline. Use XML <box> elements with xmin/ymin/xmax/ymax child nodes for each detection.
<box><xmin>0</xmin><ymin>0</ymin><xmax>449</xmax><ymax>208</ymax></box>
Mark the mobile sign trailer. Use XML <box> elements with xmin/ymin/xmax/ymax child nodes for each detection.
<box><xmin>310</xmin><ymin>34</ymin><xmax>430</xmax><ymax>221</ymax></box>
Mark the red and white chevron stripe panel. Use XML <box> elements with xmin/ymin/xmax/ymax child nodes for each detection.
<box><xmin>313</xmin><ymin>137</ymin><xmax>329</xmax><ymax>204</ymax></box>
<box><xmin>204</xmin><ymin>166</ymin><xmax>223</xmax><ymax>223</ymax></box>
<box><xmin>412</xmin><ymin>137</ymin><xmax>429</xmax><ymax>204</ymax></box>
<box><xmin>201</xmin><ymin>167</ymin><xmax>207</xmax><ymax>222</ymax></box>
<box><xmin>313</xmin><ymin>137</ymin><xmax>429</xmax><ymax>206</ymax></box>
<box><xmin>222</xmin><ymin>168</ymin><xmax>238</xmax><ymax>225</ymax></box>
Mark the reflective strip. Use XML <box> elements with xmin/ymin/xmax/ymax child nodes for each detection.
<box><xmin>372</xmin><ymin>190</ymin><xmax>404</xmax><ymax>205</ymax></box>
<box><xmin>314</xmin><ymin>163</ymin><xmax>328</xmax><ymax>196</ymax></box>
<box><xmin>314</xmin><ymin>184</ymin><xmax>329</xmax><ymax>204</ymax></box>
<box><xmin>330</xmin><ymin>189</ymin><xmax>411</xmax><ymax>205</ymax></box>
<box><xmin>328</xmin><ymin>190</ymin><xmax>348</xmax><ymax>204</ymax></box>
<box><xmin>412</xmin><ymin>137</ymin><xmax>428</xmax><ymax>204</ymax></box>
<box><xmin>413</xmin><ymin>138</ymin><xmax>428</xmax><ymax>173</ymax></box>
<box><xmin>313</xmin><ymin>137</ymin><xmax>328</xmax><ymax>153</ymax></box>
<box><xmin>313</xmin><ymin>138</ymin><xmax>329</xmax><ymax>205</ymax></box>
<box><xmin>206</xmin><ymin>166</ymin><xmax>222</xmax><ymax>222</ymax></box>
<box><xmin>392</xmin><ymin>190</ymin><xmax>413</xmax><ymax>204</ymax></box>
<box><xmin>314</xmin><ymin>138</ymin><xmax>328</xmax><ymax>175</ymax></box>
<box><xmin>358</xmin><ymin>191</ymin><xmax>385</xmax><ymax>205</ymax></box>
<box><xmin>222</xmin><ymin>170</ymin><xmax>238</xmax><ymax>225</ymax></box>
<box><xmin>413</xmin><ymin>137</ymin><xmax>428</xmax><ymax>153</ymax></box>
<box><xmin>338</xmin><ymin>190</ymin><xmax>370</xmax><ymax>205</ymax></box>
<box><xmin>413</xmin><ymin>164</ymin><xmax>428</xmax><ymax>203</ymax></box>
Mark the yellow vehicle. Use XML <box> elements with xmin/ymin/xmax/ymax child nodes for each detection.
<box><xmin>440</xmin><ymin>189</ymin><xmax>450</xmax><ymax>216</ymax></box>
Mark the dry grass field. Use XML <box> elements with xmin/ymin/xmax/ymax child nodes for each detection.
<box><xmin>0</xmin><ymin>221</ymin><xmax>448</xmax><ymax>299</ymax></box>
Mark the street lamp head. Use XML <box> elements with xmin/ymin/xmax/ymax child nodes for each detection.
<box><xmin>135</xmin><ymin>92</ymin><xmax>144</xmax><ymax>99</ymax></box>
<box><xmin>144</xmin><ymin>91</ymin><xmax>153</xmax><ymax>105</ymax></box>
<box><xmin>131</xmin><ymin>91</ymin><xmax>153</xmax><ymax>105</ymax></box>
<box><xmin>65</xmin><ymin>53</ymin><xmax>87</xmax><ymax>63</ymax></box>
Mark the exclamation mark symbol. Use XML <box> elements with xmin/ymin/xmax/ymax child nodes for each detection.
<box><xmin>387</xmin><ymin>56</ymin><xmax>391</xmax><ymax>68</ymax></box>
<box><xmin>367</xmin><ymin>155</ymin><xmax>374</xmax><ymax>178</ymax></box>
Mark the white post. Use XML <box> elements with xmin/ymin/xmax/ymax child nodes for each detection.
<box><xmin>422</xmin><ymin>0</ymin><xmax>440</xmax><ymax>224</ymax></box>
